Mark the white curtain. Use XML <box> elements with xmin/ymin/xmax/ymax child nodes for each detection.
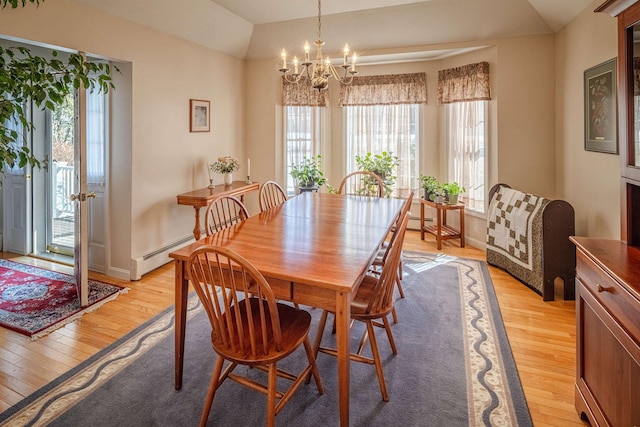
<box><xmin>86</xmin><ymin>90</ymin><xmax>105</xmax><ymax>185</ymax></box>
<box><xmin>345</xmin><ymin>104</ymin><xmax>419</xmax><ymax>197</ymax></box>
<box><xmin>445</xmin><ymin>101</ymin><xmax>486</xmax><ymax>212</ymax></box>
<box><xmin>284</xmin><ymin>106</ymin><xmax>322</xmax><ymax>194</ymax></box>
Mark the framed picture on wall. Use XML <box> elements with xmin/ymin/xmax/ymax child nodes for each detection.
<box><xmin>584</xmin><ymin>58</ymin><xmax>617</xmax><ymax>154</ymax></box>
<box><xmin>189</xmin><ymin>99</ymin><xmax>210</xmax><ymax>132</ymax></box>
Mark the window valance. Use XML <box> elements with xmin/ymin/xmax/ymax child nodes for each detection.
<box><xmin>437</xmin><ymin>62</ymin><xmax>491</xmax><ymax>104</ymax></box>
<box><xmin>282</xmin><ymin>76</ymin><xmax>329</xmax><ymax>107</ymax></box>
<box><xmin>339</xmin><ymin>73</ymin><xmax>427</xmax><ymax>106</ymax></box>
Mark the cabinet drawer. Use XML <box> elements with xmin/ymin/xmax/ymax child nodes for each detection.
<box><xmin>576</xmin><ymin>253</ymin><xmax>640</xmax><ymax>343</ymax></box>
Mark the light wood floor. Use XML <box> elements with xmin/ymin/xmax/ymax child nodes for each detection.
<box><xmin>0</xmin><ymin>230</ymin><xmax>588</xmax><ymax>426</ymax></box>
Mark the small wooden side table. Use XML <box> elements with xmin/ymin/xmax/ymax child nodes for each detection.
<box><xmin>419</xmin><ymin>198</ymin><xmax>465</xmax><ymax>250</ymax></box>
<box><xmin>177</xmin><ymin>181</ymin><xmax>259</xmax><ymax>240</ymax></box>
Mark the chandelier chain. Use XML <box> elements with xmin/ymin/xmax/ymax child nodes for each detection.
<box><xmin>317</xmin><ymin>0</ymin><xmax>322</xmax><ymax>41</ymax></box>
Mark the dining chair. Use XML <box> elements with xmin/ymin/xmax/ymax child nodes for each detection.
<box><xmin>204</xmin><ymin>195</ymin><xmax>249</xmax><ymax>236</ymax></box>
<box><xmin>259</xmin><ymin>180</ymin><xmax>288</xmax><ymax>212</ymax></box>
<box><xmin>187</xmin><ymin>245</ymin><xmax>324</xmax><ymax>427</ymax></box>
<box><xmin>338</xmin><ymin>171</ymin><xmax>385</xmax><ymax>197</ymax></box>
<box><xmin>313</xmin><ymin>211</ymin><xmax>410</xmax><ymax>402</ymax></box>
<box><xmin>372</xmin><ymin>191</ymin><xmax>414</xmax><ymax>303</ymax></box>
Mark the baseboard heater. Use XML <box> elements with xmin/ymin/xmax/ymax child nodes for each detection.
<box><xmin>130</xmin><ymin>234</ymin><xmax>194</xmax><ymax>280</ymax></box>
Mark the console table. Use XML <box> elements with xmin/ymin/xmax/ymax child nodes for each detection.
<box><xmin>419</xmin><ymin>198</ymin><xmax>465</xmax><ymax>250</ymax></box>
<box><xmin>177</xmin><ymin>181</ymin><xmax>259</xmax><ymax>240</ymax></box>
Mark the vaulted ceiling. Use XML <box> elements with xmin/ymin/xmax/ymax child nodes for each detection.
<box><xmin>69</xmin><ymin>0</ymin><xmax>595</xmax><ymax>60</ymax></box>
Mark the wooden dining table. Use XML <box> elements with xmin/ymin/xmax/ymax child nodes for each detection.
<box><xmin>169</xmin><ymin>191</ymin><xmax>405</xmax><ymax>426</ymax></box>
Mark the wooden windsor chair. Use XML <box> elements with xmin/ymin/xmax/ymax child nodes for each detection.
<box><xmin>204</xmin><ymin>195</ymin><xmax>249</xmax><ymax>236</ymax></box>
<box><xmin>313</xmin><ymin>212</ymin><xmax>410</xmax><ymax>402</ymax></box>
<box><xmin>338</xmin><ymin>171</ymin><xmax>385</xmax><ymax>197</ymax></box>
<box><xmin>259</xmin><ymin>180</ymin><xmax>288</xmax><ymax>212</ymax></box>
<box><xmin>187</xmin><ymin>245</ymin><xmax>324</xmax><ymax>427</ymax></box>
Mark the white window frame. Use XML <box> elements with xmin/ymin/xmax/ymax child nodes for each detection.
<box><xmin>444</xmin><ymin>100</ymin><xmax>488</xmax><ymax>214</ymax></box>
<box><xmin>283</xmin><ymin>105</ymin><xmax>323</xmax><ymax>196</ymax></box>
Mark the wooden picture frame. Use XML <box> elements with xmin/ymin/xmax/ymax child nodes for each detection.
<box><xmin>189</xmin><ymin>99</ymin><xmax>210</xmax><ymax>132</ymax></box>
<box><xmin>584</xmin><ymin>58</ymin><xmax>617</xmax><ymax>154</ymax></box>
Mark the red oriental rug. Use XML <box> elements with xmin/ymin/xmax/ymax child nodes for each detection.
<box><xmin>0</xmin><ymin>259</ymin><xmax>127</xmax><ymax>339</ymax></box>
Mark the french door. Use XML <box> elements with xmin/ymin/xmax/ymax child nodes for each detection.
<box><xmin>2</xmin><ymin>70</ymin><xmax>108</xmax><ymax>307</ymax></box>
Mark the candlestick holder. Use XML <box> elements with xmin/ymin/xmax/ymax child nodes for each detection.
<box><xmin>246</xmin><ymin>175</ymin><xmax>252</xmax><ymax>184</ymax></box>
<box><xmin>208</xmin><ymin>179</ymin><xmax>215</xmax><ymax>189</ymax></box>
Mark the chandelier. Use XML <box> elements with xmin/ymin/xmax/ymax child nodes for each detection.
<box><xmin>279</xmin><ymin>0</ymin><xmax>357</xmax><ymax>91</ymax></box>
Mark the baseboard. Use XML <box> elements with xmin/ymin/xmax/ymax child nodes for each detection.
<box><xmin>130</xmin><ymin>235</ymin><xmax>194</xmax><ymax>280</ymax></box>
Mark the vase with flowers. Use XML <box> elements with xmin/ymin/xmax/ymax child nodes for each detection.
<box><xmin>210</xmin><ymin>156</ymin><xmax>240</xmax><ymax>185</ymax></box>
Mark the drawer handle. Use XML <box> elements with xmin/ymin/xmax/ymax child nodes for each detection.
<box><xmin>596</xmin><ymin>284</ymin><xmax>612</xmax><ymax>293</ymax></box>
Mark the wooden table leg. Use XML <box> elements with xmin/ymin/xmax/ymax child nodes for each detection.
<box><xmin>420</xmin><ymin>201</ymin><xmax>425</xmax><ymax>240</ymax></box>
<box><xmin>436</xmin><ymin>206</ymin><xmax>443</xmax><ymax>250</ymax></box>
<box><xmin>459</xmin><ymin>207</ymin><xmax>465</xmax><ymax>247</ymax></box>
<box><xmin>174</xmin><ymin>260</ymin><xmax>189</xmax><ymax>390</ymax></box>
<box><xmin>335</xmin><ymin>291</ymin><xmax>351</xmax><ymax>427</ymax></box>
<box><xmin>192</xmin><ymin>207</ymin><xmax>202</xmax><ymax>240</ymax></box>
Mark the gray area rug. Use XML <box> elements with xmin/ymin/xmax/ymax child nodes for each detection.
<box><xmin>0</xmin><ymin>252</ymin><xmax>532</xmax><ymax>426</ymax></box>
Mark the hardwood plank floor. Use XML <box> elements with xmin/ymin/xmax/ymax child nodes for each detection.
<box><xmin>0</xmin><ymin>230</ymin><xmax>588</xmax><ymax>426</ymax></box>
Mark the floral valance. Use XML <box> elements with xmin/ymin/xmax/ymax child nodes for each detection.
<box><xmin>282</xmin><ymin>76</ymin><xmax>329</xmax><ymax>107</ymax></box>
<box><xmin>437</xmin><ymin>62</ymin><xmax>491</xmax><ymax>104</ymax></box>
<box><xmin>339</xmin><ymin>73</ymin><xmax>427</xmax><ymax>106</ymax></box>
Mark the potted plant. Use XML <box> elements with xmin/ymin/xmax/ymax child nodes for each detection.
<box><xmin>419</xmin><ymin>175</ymin><xmax>440</xmax><ymax>201</ymax></box>
<box><xmin>210</xmin><ymin>156</ymin><xmax>240</xmax><ymax>185</ymax></box>
<box><xmin>442</xmin><ymin>182</ymin><xmax>465</xmax><ymax>205</ymax></box>
<box><xmin>290</xmin><ymin>155</ymin><xmax>327</xmax><ymax>193</ymax></box>
<box><xmin>355</xmin><ymin>151</ymin><xmax>399</xmax><ymax>196</ymax></box>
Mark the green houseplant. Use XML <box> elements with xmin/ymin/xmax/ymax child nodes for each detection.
<box><xmin>419</xmin><ymin>175</ymin><xmax>440</xmax><ymax>201</ymax></box>
<box><xmin>1</xmin><ymin>0</ymin><xmax>117</xmax><ymax>176</ymax></box>
<box><xmin>290</xmin><ymin>155</ymin><xmax>327</xmax><ymax>192</ymax></box>
<box><xmin>355</xmin><ymin>151</ymin><xmax>399</xmax><ymax>196</ymax></box>
<box><xmin>442</xmin><ymin>182</ymin><xmax>466</xmax><ymax>205</ymax></box>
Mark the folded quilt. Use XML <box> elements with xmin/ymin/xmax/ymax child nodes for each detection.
<box><xmin>486</xmin><ymin>186</ymin><xmax>548</xmax><ymax>272</ymax></box>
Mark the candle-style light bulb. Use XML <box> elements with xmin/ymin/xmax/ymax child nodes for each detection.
<box><xmin>343</xmin><ymin>44</ymin><xmax>349</xmax><ymax>66</ymax></box>
<box><xmin>304</xmin><ymin>42</ymin><xmax>310</xmax><ymax>62</ymax></box>
<box><xmin>351</xmin><ymin>53</ymin><xmax>357</xmax><ymax>72</ymax></box>
<box><xmin>293</xmin><ymin>56</ymin><xmax>299</xmax><ymax>74</ymax></box>
<box><xmin>281</xmin><ymin>49</ymin><xmax>287</xmax><ymax>69</ymax></box>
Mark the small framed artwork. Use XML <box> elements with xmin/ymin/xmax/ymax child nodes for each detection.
<box><xmin>189</xmin><ymin>99</ymin><xmax>210</xmax><ymax>132</ymax></box>
<box><xmin>584</xmin><ymin>58</ymin><xmax>617</xmax><ymax>154</ymax></box>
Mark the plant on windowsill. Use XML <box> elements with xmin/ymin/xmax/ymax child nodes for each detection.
<box><xmin>290</xmin><ymin>155</ymin><xmax>327</xmax><ymax>193</ymax></box>
<box><xmin>355</xmin><ymin>151</ymin><xmax>399</xmax><ymax>197</ymax></box>
<box><xmin>441</xmin><ymin>182</ymin><xmax>466</xmax><ymax>205</ymax></box>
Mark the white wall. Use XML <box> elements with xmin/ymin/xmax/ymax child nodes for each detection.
<box><xmin>0</xmin><ymin>0</ymin><xmax>247</xmax><ymax>278</ymax></box>
<box><xmin>556</xmin><ymin>0</ymin><xmax>619</xmax><ymax>239</ymax></box>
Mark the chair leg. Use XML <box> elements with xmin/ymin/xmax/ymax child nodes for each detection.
<box><xmin>382</xmin><ymin>314</ymin><xmax>398</xmax><ymax>355</ymax></box>
<box><xmin>267</xmin><ymin>363</ymin><xmax>277</xmax><ymax>427</ymax></box>
<box><xmin>200</xmin><ymin>355</ymin><xmax>225</xmax><ymax>427</ymax></box>
<box><xmin>313</xmin><ymin>310</ymin><xmax>329</xmax><ymax>358</ymax></box>
<box><xmin>303</xmin><ymin>336</ymin><xmax>325</xmax><ymax>394</ymax></box>
<box><xmin>366</xmin><ymin>320</ymin><xmax>389</xmax><ymax>402</ymax></box>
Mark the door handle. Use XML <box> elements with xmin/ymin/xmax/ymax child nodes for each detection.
<box><xmin>71</xmin><ymin>192</ymin><xmax>96</xmax><ymax>202</ymax></box>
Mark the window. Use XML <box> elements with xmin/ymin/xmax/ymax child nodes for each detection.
<box><xmin>344</xmin><ymin>104</ymin><xmax>419</xmax><ymax>198</ymax></box>
<box><xmin>283</xmin><ymin>105</ymin><xmax>322</xmax><ymax>195</ymax></box>
<box><xmin>444</xmin><ymin>100</ymin><xmax>487</xmax><ymax>213</ymax></box>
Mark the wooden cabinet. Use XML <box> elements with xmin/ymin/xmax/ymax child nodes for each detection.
<box><xmin>571</xmin><ymin>237</ymin><xmax>640</xmax><ymax>426</ymax></box>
